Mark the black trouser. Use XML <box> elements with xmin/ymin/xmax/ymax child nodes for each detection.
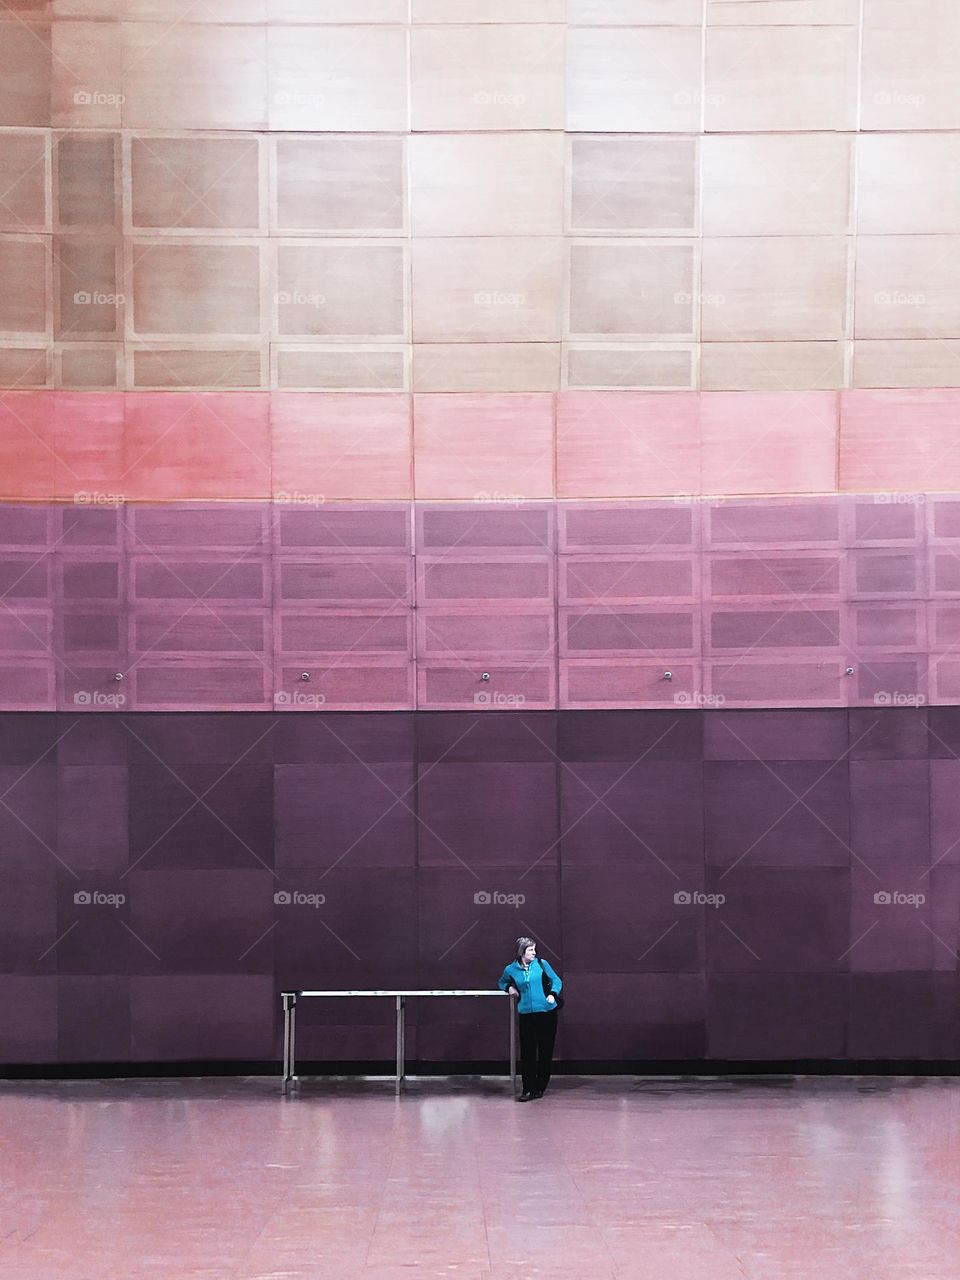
<box><xmin>518</xmin><ymin>1010</ymin><xmax>558</xmax><ymax>1094</ymax></box>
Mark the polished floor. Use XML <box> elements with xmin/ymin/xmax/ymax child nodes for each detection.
<box><xmin>2</xmin><ymin>1075</ymin><xmax>959</xmax><ymax>1279</ymax></box>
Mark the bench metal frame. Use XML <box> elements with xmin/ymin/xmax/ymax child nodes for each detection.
<box><xmin>281</xmin><ymin>989</ymin><xmax>517</xmax><ymax>1096</ymax></box>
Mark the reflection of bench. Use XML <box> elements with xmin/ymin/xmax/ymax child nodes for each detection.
<box><xmin>280</xmin><ymin>989</ymin><xmax>518</xmax><ymax>1096</ymax></box>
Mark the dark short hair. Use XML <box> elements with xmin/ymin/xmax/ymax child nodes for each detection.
<box><xmin>515</xmin><ymin>936</ymin><xmax>536</xmax><ymax>962</ymax></box>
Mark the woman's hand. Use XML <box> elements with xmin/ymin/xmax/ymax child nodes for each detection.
<box><xmin>546</xmin><ymin>994</ymin><xmax>556</xmax><ymax>1005</ymax></box>
<box><xmin>507</xmin><ymin>986</ymin><xmax>519</xmax><ymax>997</ymax></box>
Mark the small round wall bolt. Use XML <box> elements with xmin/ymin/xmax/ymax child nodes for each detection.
<box><xmin>114</xmin><ymin>672</ymin><xmax>124</xmax><ymax>681</ymax></box>
<box><xmin>844</xmin><ymin>666</ymin><xmax>855</xmax><ymax>677</ymax></box>
<box><xmin>481</xmin><ymin>672</ymin><xmax>491</xmax><ymax>682</ymax></box>
<box><xmin>663</xmin><ymin>670</ymin><xmax>673</xmax><ymax>681</ymax></box>
<box><xmin>300</xmin><ymin>672</ymin><xmax>311</xmax><ymax>682</ymax></box>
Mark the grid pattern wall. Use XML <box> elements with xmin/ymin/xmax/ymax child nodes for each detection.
<box><xmin>4</xmin><ymin>4</ymin><xmax>960</xmax><ymax>393</ymax></box>
<box><xmin>2</xmin><ymin>707</ymin><xmax>958</xmax><ymax>1066</ymax></box>
<box><xmin>2</xmin><ymin>494</ymin><xmax>960</xmax><ymax>711</ymax></box>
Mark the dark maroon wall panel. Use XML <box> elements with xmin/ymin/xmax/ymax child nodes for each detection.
<box><xmin>0</xmin><ymin>708</ymin><xmax>956</xmax><ymax>1068</ymax></box>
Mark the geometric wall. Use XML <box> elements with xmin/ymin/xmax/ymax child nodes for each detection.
<box><xmin>4</xmin><ymin>2</ymin><xmax>960</xmax><ymax>1069</ymax></box>
<box><xmin>5</xmin><ymin>5</ymin><xmax>960</xmax><ymax>395</ymax></box>
<box><xmin>0</xmin><ymin>492</ymin><xmax>959</xmax><ymax>711</ymax></box>
<box><xmin>2</xmin><ymin>707</ymin><xmax>958</xmax><ymax>1067</ymax></box>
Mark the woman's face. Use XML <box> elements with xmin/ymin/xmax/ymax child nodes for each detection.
<box><xmin>522</xmin><ymin>944</ymin><xmax>536</xmax><ymax>965</ymax></box>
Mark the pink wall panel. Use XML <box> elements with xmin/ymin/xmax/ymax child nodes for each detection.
<box><xmin>705</xmin><ymin>498</ymin><xmax>841</xmax><ymax>548</ymax></box>
<box><xmin>0</xmin><ymin>394</ymin><xmax>55</xmax><ymax>499</ymax></box>
<box><xmin>418</xmin><ymin>555</ymin><xmax>553</xmax><ymax>606</ymax></box>
<box><xmin>417</xmin><ymin>610</ymin><xmax>553</xmax><ymax>659</ymax></box>
<box><xmin>413</xmin><ymin>394</ymin><xmax>554</xmax><ymax>501</ymax></box>
<box><xmin>707</xmin><ymin>660</ymin><xmax>847</xmax><ymax>707</ymax></box>
<box><xmin>701</xmin><ymin>392</ymin><xmax>838</xmax><ymax>496</ymax></box>
<box><xmin>123</xmin><ymin>393</ymin><xmax>271</xmax><ymax>501</ymax></box>
<box><xmin>280</xmin><ymin>610</ymin><xmax>411</xmax><ymax>656</ymax></box>
<box><xmin>0</xmin><ymin>389</ymin><xmax>957</xmax><ymax>502</ymax></box>
<box><xmin>416</xmin><ymin>503</ymin><xmax>554</xmax><ymax>553</ymax></box>
<box><xmin>557</xmin><ymin>392</ymin><xmax>699</xmax><ymax>499</ymax></box>
<box><xmin>129</xmin><ymin>505</ymin><xmax>269</xmax><ymax>553</ymax></box>
<box><xmin>276</xmin><ymin>660</ymin><xmax>413</xmax><ymax>711</ymax></box>
<box><xmin>131</xmin><ymin>662</ymin><xmax>269</xmax><ymax>711</ymax></box>
<box><xmin>561</xmin><ymin>554</ymin><xmax>696</xmax><ymax>603</ymax></box>
<box><xmin>560</xmin><ymin>501</ymin><xmax>697</xmax><ymax>553</ymax></box>
<box><xmin>418</xmin><ymin>663</ymin><xmax>555</xmax><ymax>710</ymax></box>
<box><xmin>275</xmin><ymin>504</ymin><xmax>411</xmax><ymax>555</ymax></box>
<box><xmin>277</xmin><ymin>557</ymin><xmax>411</xmax><ymax>605</ymax></box>
<box><xmin>840</xmin><ymin>391</ymin><xmax>960</xmax><ymax>494</ymax></box>
<box><xmin>561</xmin><ymin>607</ymin><xmax>699</xmax><ymax>657</ymax></box>
<box><xmin>561</xmin><ymin>660</ymin><xmax>701</xmax><ymax>710</ymax></box>
<box><xmin>0</xmin><ymin>663</ymin><xmax>55</xmax><ymax>709</ymax></box>
<box><xmin>707</xmin><ymin>552</ymin><xmax>840</xmax><ymax>598</ymax></box>
<box><xmin>272</xmin><ymin>394</ymin><xmax>412</xmax><ymax>503</ymax></box>
<box><xmin>0</xmin><ymin>489</ymin><xmax>959</xmax><ymax>709</ymax></box>
<box><xmin>51</xmin><ymin>393</ymin><xmax>125</xmax><ymax>502</ymax></box>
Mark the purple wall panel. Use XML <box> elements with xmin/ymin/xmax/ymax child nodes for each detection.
<box><xmin>0</xmin><ymin>494</ymin><xmax>959</xmax><ymax>710</ymax></box>
<box><xmin>704</xmin><ymin>761</ymin><xmax>850</xmax><ymax>870</ymax></box>
<box><xmin>0</xmin><ymin>707</ymin><xmax>956</xmax><ymax>1067</ymax></box>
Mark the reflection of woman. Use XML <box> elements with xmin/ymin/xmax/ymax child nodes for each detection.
<box><xmin>498</xmin><ymin>936</ymin><xmax>562</xmax><ymax>1102</ymax></box>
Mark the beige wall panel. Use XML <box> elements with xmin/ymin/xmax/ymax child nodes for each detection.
<box><xmin>412</xmin><ymin>25</ymin><xmax>564</xmax><ymax>131</ymax></box>
<box><xmin>701</xmin><ymin>236</ymin><xmax>848</xmax><ymax>341</ymax></box>
<box><xmin>0</xmin><ymin>132</ymin><xmax>48</xmax><ymax>231</ymax></box>
<box><xmin>705</xmin><ymin>25</ymin><xmax>858</xmax><ymax>131</ymax></box>
<box><xmin>855</xmin><ymin>236</ymin><xmax>960</xmax><ymax>339</ymax></box>
<box><xmin>268</xmin><ymin>25</ymin><xmax>407</xmax><ymax>132</ymax></box>
<box><xmin>275</xmin><ymin>241</ymin><xmax>406</xmax><ymax>339</ymax></box>
<box><xmin>132</xmin><ymin>240</ymin><xmax>262</xmax><ymax>335</ymax></box>
<box><xmin>122</xmin><ymin>24</ymin><xmax>268</xmax><ymax>130</ymax></box>
<box><xmin>0</xmin><ymin>236</ymin><xmax>49</xmax><ymax>333</ymax></box>
<box><xmin>565</xmin><ymin>344</ymin><xmax>695</xmax><ymax>389</ymax></box>
<box><xmin>701</xmin><ymin>341</ymin><xmax>845</xmax><ymax>390</ymax></box>
<box><xmin>56</xmin><ymin>133</ymin><xmax>118</xmax><ymax>229</ymax></box>
<box><xmin>410</xmin><ymin>134</ymin><xmax>564</xmax><ymax>237</ymax></box>
<box><xmin>858</xmin><ymin>134</ymin><xmax>960</xmax><ymax>235</ymax></box>
<box><xmin>569</xmin><ymin>241</ymin><xmax>697</xmax><ymax>339</ymax></box>
<box><xmin>130</xmin><ymin>135</ymin><xmax>261</xmax><ymax>231</ymax></box>
<box><xmin>412</xmin><ymin>237</ymin><xmax>564</xmax><ymax>343</ymax></box>
<box><xmin>51</xmin><ymin>20</ymin><xmax>123</xmax><ymax>128</ymax></box>
<box><xmin>274</xmin><ymin>136</ymin><xmax>405</xmax><ymax>234</ymax></box>
<box><xmin>413</xmin><ymin>343</ymin><xmax>560</xmax><ymax>392</ymax></box>
<box><xmin>570</xmin><ymin>137</ymin><xmax>698</xmax><ymax>235</ymax></box>
<box><xmin>568</xmin><ymin>26</ymin><xmax>702</xmax><ymax>133</ymax></box>
<box><xmin>702</xmin><ymin>134</ymin><xmax>852</xmax><ymax>236</ymax></box>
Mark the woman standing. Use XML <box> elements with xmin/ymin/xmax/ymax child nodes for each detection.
<box><xmin>498</xmin><ymin>937</ymin><xmax>562</xmax><ymax>1102</ymax></box>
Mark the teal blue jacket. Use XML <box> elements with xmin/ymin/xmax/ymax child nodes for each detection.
<box><xmin>498</xmin><ymin>958</ymin><xmax>562</xmax><ymax>1015</ymax></box>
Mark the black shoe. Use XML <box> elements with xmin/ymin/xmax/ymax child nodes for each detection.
<box><xmin>517</xmin><ymin>1091</ymin><xmax>534</xmax><ymax>1102</ymax></box>
<box><xmin>531</xmin><ymin>1090</ymin><xmax>544</xmax><ymax>1099</ymax></box>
